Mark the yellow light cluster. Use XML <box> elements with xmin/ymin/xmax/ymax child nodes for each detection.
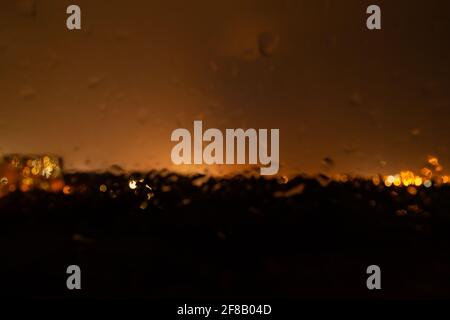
<box><xmin>380</xmin><ymin>156</ymin><xmax>449</xmax><ymax>188</ymax></box>
<box><xmin>1</xmin><ymin>154</ymin><xmax>64</xmax><ymax>193</ymax></box>
<box><xmin>383</xmin><ymin>172</ymin><xmax>429</xmax><ymax>188</ymax></box>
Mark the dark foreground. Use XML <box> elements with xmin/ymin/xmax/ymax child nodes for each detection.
<box><xmin>1</xmin><ymin>171</ymin><xmax>450</xmax><ymax>300</ymax></box>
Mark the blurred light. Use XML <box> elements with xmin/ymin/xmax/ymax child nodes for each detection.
<box><xmin>22</xmin><ymin>177</ymin><xmax>33</xmax><ymax>186</ymax></box>
<box><xmin>424</xmin><ymin>180</ymin><xmax>432</xmax><ymax>188</ymax></box>
<box><xmin>40</xmin><ymin>181</ymin><xmax>50</xmax><ymax>191</ymax></box>
<box><xmin>393</xmin><ymin>175</ymin><xmax>402</xmax><ymax>187</ymax></box>
<box><xmin>414</xmin><ymin>176</ymin><xmax>423</xmax><ymax>186</ymax></box>
<box><xmin>31</xmin><ymin>166</ymin><xmax>40</xmax><ymax>175</ymax></box>
<box><xmin>372</xmin><ymin>176</ymin><xmax>380</xmax><ymax>186</ymax></box>
<box><xmin>400</xmin><ymin>171</ymin><xmax>415</xmax><ymax>186</ymax></box>
<box><xmin>420</xmin><ymin>167</ymin><xmax>432</xmax><ymax>179</ymax></box>
<box><xmin>407</xmin><ymin>186</ymin><xmax>418</xmax><ymax>196</ymax></box>
<box><xmin>51</xmin><ymin>179</ymin><xmax>65</xmax><ymax>192</ymax></box>
<box><xmin>384</xmin><ymin>175</ymin><xmax>395</xmax><ymax>187</ymax></box>
<box><xmin>161</xmin><ymin>185</ymin><xmax>171</xmax><ymax>192</ymax></box>
<box><xmin>140</xmin><ymin>201</ymin><xmax>148</xmax><ymax>210</ymax></box>
<box><xmin>280</xmin><ymin>175</ymin><xmax>289</xmax><ymax>184</ymax></box>
<box><xmin>0</xmin><ymin>177</ymin><xmax>8</xmax><ymax>185</ymax></box>
<box><xmin>334</xmin><ymin>174</ymin><xmax>348</xmax><ymax>183</ymax></box>
<box><xmin>20</xmin><ymin>184</ymin><xmax>31</xmax><ymax>192</ymax></box>
<box><xmin>11</xmin><ymin>157</ymin><xmax>20</xmax><ymax>167</ymax></box>
<box><xmin>128</xmin><ymin>179</ymin><xmax>137</xmax><ymax>190</ymax></box>
<box><xmin>23</xmin><ymin>167</ymin><xmax>31</xmax><ymax>177</ymax></box>
<box><xmin>427</xmin><ymin>155</ymin><xmax>439</xmax><ymax>167</ymax></box>
<box><xmin>99</xmin><ymin>184</ymin><xmax>107</xmax><ymax>192</ymax></box>
<box><xmin>63</xmin><ymin>185</ymin><xmax>72</xmax><ymax>194</ymax></box>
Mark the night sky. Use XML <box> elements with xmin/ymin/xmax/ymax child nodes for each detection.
<box><xmin>1</xmin><ymin>0</ymin><xmax>450</xmax><ymax>176</ymax></box>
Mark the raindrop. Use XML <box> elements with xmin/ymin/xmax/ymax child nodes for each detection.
<box><xmin>108</xmin><ymin>164</ymin><xmax>126</xmax><ymax>176</ymax></box>
<box><xmin>1</xmin><ymin>177</ymin><xmax>8</xmax><ymax>185</ymax></box>
<box><xmin>258</xmin><ymin>32</ymin><xmax>279</xmax><ymax>57</ymax></box>
<box><xmin>273</xmin><ymin>183</ymin><xmax>305</xmax><ymax>198</ymax></box>
<box><xmin>317</xmin><ymin>174</ymin><xmax>331</xmax><ymax>187</ymax></box>
<box><xmin>140</xmin><ymin>201</ymin><xmax>148</xmax><ymax>210</ymax></box>
<box><xmin>424</xmin><ymin>180</ymin><xmax>432</xmax><ymax>188</ymax></box>
<box><xmin>410</xmin><ymin>128</ymin><xmax>421</xmax><ymax>137</ymax></box>
<box><xmin>321</xmin><ymin>157</ymin><xmax>335</xmax><ymax>169</ymax></box>
<box><xmin>192</xmin><ymin>175</ymin><xmax>209</xmax><ymax>187</ymax></box>
<box><xmin>128</xmin><ymin>179</ymin><xmax>137</xmax><ymax>190</ymax></box>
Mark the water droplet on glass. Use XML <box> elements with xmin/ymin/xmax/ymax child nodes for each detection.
<box><xmin>108</xmin><ymin>164</ymin><xmax>126</xmax><ymax>176</ymax></box>
<box><xmin>1</xmin><ymin>177</ymin><xmax>8</xmax><ymax>185</ymax></box>
<box><xmin>258</xmin><ymin>32</ymin><xmax>278</xmax><ymax>57</ymax></box>
<box><xmin>140</xmin><ymin>201</ymin><xmax>148</xmax><ymax>210</ymax></box>
<box><xmin>128</xmin><ymin>179</ymin><xmax>137</xmax><ymax>190</ymax></box>
<box><xmin>410</xmin><ymin>128</ymin><xmax>421</xmax><ymax>137</ymax></box>
<box><xmin>321</xmin><ymin>157</ymin><xmax>335</xmax><ymax>169</ymax></box>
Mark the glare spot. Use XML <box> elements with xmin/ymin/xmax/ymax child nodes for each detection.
<box><xmin>128</xmin><ymin>179</ymin><xmax>137</xmax><ymax>190</ymax></box>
